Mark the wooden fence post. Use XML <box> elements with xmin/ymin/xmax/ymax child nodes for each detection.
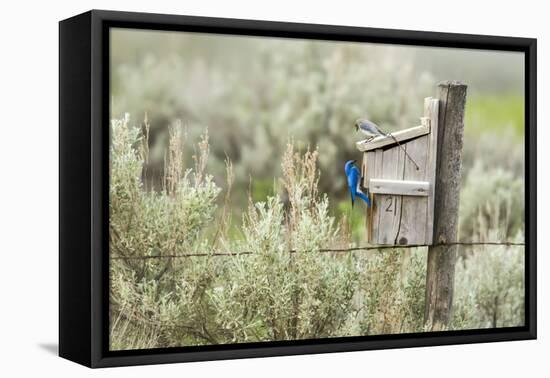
<box><xmin>424</xmin><ymin>81</ymin><xmax>468</xmax><ymax>331</ymax></box>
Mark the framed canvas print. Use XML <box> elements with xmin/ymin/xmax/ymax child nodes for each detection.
<box><xmin>59</xmin><ymin>10</ymin><xmax>536</xmax><ymax>368</ymax></box>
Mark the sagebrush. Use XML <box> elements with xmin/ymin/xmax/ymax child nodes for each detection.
<box><xmin>109</xmin><ymin>116</ymin><xmax>525</xmax><ymax>350</ymax></box>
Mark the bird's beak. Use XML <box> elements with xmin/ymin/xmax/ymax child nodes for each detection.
<box><xmin>352</xmin><ymin>160</ymin><xmax>357</xmax><ymax>163</ymax></box>
<box><xmin>355</xmin><ymin>124</ymin><xmax>359</xmax><ymax>132</ymax></box>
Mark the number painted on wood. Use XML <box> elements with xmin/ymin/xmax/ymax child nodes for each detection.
<box><xmin>385</xmin><ymin>197</ymin><xmax>393</xmax><ymax>212</ymax></box>
<box><xmin>385</xmin><ymin>196</ymin><xmax>397</xmax><ymax>215</ymax></box>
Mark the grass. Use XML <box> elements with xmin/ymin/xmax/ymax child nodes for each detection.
<box><xmin>465</xmin><ymin>94</ymin><xmax>524</xmax><ymax>137</ymax></box>
<box><xmin>336</xmin><ymin>199</ymin><xmax>368</xmax><ymax>245</ymax></box>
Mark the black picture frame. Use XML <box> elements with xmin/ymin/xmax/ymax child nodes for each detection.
<box><xmin>59</xmin><ymin>9</ymin><xmax>537</xmax><ymax>368</ymax></box>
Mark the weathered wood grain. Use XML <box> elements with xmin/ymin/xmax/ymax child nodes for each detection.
<box><xmin>424</xmin><ymin>81</ymin><xmax>467</xmax><ymax>331</ymax></box>
<box><xmin>365</xmin><ymin>151</ymin><xmax>377</xmax><ymax>242</ymax></box>
<box><xmin>369</xmin><ymin>178</ymin><xmax>429</xmax><ymax>196</ymax></box>
<box><xmin>424</xmin><ymin>98</ymin><xmax>439</xmax><ymax>244</ymax></box>
<box><xmin>395</xmin><ymin>134</ymin><xmax>429</xmax><ymax>245</ymax></box>
<box><xmin>370</xmin><ymin>149</ymin><xmax>384</xmax><ymax>243</ymax></box>
<box><xmin>356</xmin><ymin>124</ymin><xmax>430</xmax><ymax>152</ymax></box>
<box><xmin>362</xmin><ymin>153</ymin><xmax>368</xmax><ymax>188</ymax></box>
<box><xmin>376</xmin><ymin>146</ymin><xmax>405</xmax><ymax>244</ymax></box>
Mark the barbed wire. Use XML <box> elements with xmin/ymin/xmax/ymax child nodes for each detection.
<box><xmin>110</xmin><ymin>241</ymin><xmax>525</xmax><ymax>260</ymax></box>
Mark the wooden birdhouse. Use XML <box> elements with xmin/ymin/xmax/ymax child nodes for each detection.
<box><xmin>357</xmin><ymin>97</ymin><xmax>439</xmax><ymax>246</ymax></box>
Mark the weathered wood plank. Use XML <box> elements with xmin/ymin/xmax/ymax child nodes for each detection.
<box><xmin>425</xmin><ymin>81</ymin><xmax>467</xmax><ymax>331</ymax></box>
<box><xmin>424</xmin><ymin>98</ymin><xmax>439</xmax><ymax>244</ymax></box>
<box><xmin>356</xmin><ymin>124</ymin><xmax>430</xmax><ymax>152</ymax></box>
<box><xmin>369</xmin><ymin>178</ymin><xmax>429</xmax><ymax>196</ymax></box>
<box><xmin>376</xmin><ymin>146</ymin><xmax>405</xmax><ymax>244</ymax></box>
<box><xmin>370</xmin><ymin>149</ymin><xmax>384</xmax><ymax>243</ymax></box>
<box><xmin>395</xmin><ymin>134</ymin><xmax>429</xmax><ymax>245</ymax></box>
<box><xmin>361</xmin><ymin>154</ymin><xmax>372</xmax><ymax>242</ymax></box>
<box><xmin>362</xmin><ymin>153</ymin><xmax>368</xmax><ymax>188</ymax></box>
<box><xmin>365</xmin><ymin>151</ymin><xmax>377</xmax><ymax>242</ymax></box>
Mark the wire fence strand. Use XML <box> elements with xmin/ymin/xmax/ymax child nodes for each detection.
<box><xmin>110</xmin><ymin>241</ymin><xmax>525</xmax><ymax>260</ymax></box>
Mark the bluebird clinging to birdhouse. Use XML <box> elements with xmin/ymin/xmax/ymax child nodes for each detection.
<box><xmin>345</xmin><ymin>159</ymin><xmax>370</xmax><ymax>208</ymax></box>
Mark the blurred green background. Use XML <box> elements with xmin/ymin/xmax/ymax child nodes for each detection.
<box><xmin>110</xmin><ymin>28</ymin><xmax>525</xmax><ymax>244</ymax></box>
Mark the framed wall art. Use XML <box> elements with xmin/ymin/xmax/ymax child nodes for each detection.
<box><xmin>59</xmin><ymin>9</ymin><xmax>536</xmax><ymax>367</ymax></box>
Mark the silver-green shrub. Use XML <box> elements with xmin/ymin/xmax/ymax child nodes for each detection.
<box><xmin>452</xmin><ymin>160</ymin><xmax>525</xmax><ymax>330</ymax></box>
<box><xmin>209</xmin><ymin>145</ymin><xmax>358</xmax><ymax>342</ymax></box>
<box><xmin>459</xmin><ymin>160</ymin><xmax>524</xmax><ymax>241</ymax></box>
<box><xmin>110</xmin><ymin>126</ymin><xmax>359</xmax><ymax>348</ymax></box>
<box><xmin>451</xmin><ymin>241</ymin><xmax>524</xmax><ymax>330</ymax></box>
<box><xmin>356</xmin><ymin>248</ymin><xmax>427</xmax><ymax>335</ymax></box>
<box><xmin>110</xmin><ymin>116</ymin><xmax>224</xmax><ymax>348</ymax></box>
<box><xmin>109</xmin><ymin>113</ymin><xmax>525</xmax><ymax>350</ymax></box>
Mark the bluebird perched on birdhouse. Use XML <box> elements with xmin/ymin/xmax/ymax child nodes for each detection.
<box><xmin>355</xmin><ymin>118</ymin><xmax>385</xmax><ymax>140</ymax></box>
<box><xmin>355</xmin><ymin>118</ymin><xmax>420</xmax><ymax>170</ymax></box>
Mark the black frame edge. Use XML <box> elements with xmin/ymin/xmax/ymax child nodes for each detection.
<box><xmin>526</xmin><ymin>38</ymin><xmax>537</xmax><ymax>340</ymax></box>
<box><xmin>91</xmin><ymin>10</ymin><xmax>108</xmax><ymax>368</ymax></box>
<box><xmin>94</xmin><ymin>329</ymin><xmax>535</xmax><ymax>368</ymax></box>
<box><xmin>59</xmin><ymin>11</ymin><xmax>93</xmax><ymax>367</ymax></box>
<box><xmin>91</xmin><ymin>9</ymin><xmax>535</xmax><ymax>50</ymax></box>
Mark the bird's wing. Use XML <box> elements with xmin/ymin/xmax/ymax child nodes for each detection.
<box><xmin>348</xmin><ymin>166</ymin><xmax>359</xmax><ymax>189</ymax></box>
<box><xmin>347</xmin><ymin>167</ymin><xmax>359</xmax><ymax>203</ymax></box>
<box><xmin>352</xmin><ymin>166</ymin><xmax>370</xmax><ymax>206</ymax></box>
<box><xmin>353</xmin><ymin>168</ymin><xmax>363</xmax><ymax>193</ymax></box>
<box><xmin>359</xmin><ymin>119</ymin><xmax>384</xmax><ymax>135</ymax></box>
<box><xmin>358</xmin><ymin>123</ymin><xmax>374</xmax><ymax>136</ymax></box>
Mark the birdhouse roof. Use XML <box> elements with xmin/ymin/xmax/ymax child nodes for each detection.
<box><xmin>356</xmin><ymin>123</ymin><xmax>430</xmax><ymax>152</ymax></box>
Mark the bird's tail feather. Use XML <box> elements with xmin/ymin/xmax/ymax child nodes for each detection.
<box><xmin>356</xmin><ymin>191</ymin><xmax>370</xmax><ymax>207</ymax></box>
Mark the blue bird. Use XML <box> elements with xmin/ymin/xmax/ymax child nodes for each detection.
<box><xmin>355</xmin><ymin>118</ymin><xmax>420</xmax><ymax>170</ymax></box>
<box><xmin>345</xmin><ymin>160</ymin><xmax>370</xmax><ymax>208</ymax></box>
